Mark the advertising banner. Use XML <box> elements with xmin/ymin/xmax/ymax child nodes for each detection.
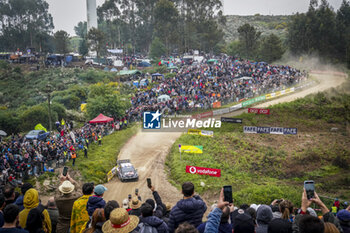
<box><xmin>248</xmin><ymin>108</ymin><xmax>270</xmax><ymax>115</ymax></box>
<box><xmin>181</xmin><ymin>145</ymin><xmax>203</xmax><ymax>153</ymax></box>
<box><xmin>186</xmin><ymin>165</ymin><xmax>221</xmax><ymax>177</ymax></box>
<box><xmin>187</xmin><ymin>129</ymin><xmax>213</xmax><ymax>137</ymax></box>
<box><xmin>221</xmin><ymin>117</ymin><xmax>243</xmax><ymax>123</ymax></box>
<box><xmin>244</xmin><ymin>126</ymin><xmax>297</xmax><ymax>135</ymax></box>
<box><xmin>242</xmin><ymin>95</ymin><xmax>266</xmax><ymax>107</ymax></box>
<box><xmin>192</xmin><ymin>111</ymin><xmax>213</xmax><ymax>119</ymax></box>
<box><xmin>200</xmin><ymin>130</ymin><xmax>214</xmax><ymax>137</ymax></box>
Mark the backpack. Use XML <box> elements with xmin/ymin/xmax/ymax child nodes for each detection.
<box><xmin>138</xmin><ymin>222</ymin><xmax>158</xmax><ymax>233</ymax></box>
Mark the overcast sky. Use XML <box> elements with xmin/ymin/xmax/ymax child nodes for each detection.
<box><xmin>46</xmin><ymin>0</ymin><xmax>344</xmax><ymax>36</ymax></box>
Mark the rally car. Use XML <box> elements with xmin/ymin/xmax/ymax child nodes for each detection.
<box><xmin>116</xmin><ymin>159</ymin><xmax>139</xmax><ymax>182</ymax></box>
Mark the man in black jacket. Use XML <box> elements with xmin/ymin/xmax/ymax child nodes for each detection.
<box><xmin>168</xmin><ymin>182</ymin><xmax>207</xmax><ymax>233</ymax></box>
<box><xmin>146</xmin><ymin>185</ymin><xmax>167</xmax><ymax>219</ymax></box>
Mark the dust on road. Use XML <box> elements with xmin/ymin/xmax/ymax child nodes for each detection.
<box><xmin>101</xmin><ymin>72</ymin><xmax>347</xmax><ymax>206</ymax></box>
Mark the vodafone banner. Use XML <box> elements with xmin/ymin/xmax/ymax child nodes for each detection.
<box><xmin>248</xmin><ymin>108</ymin><xmax>270</xmax><ymax>115</ymax></box>
<box><xmin>186</xmin><ymin>165</ymin><xmax>221</xmax><ymax>177</ymax></box>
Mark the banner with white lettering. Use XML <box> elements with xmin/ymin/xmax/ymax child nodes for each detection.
<box><xmin>186</xmin><ymin>165</ymin><xmax>221</xmax><ymax>177</ymax></box>
<box><xmin>244</xmin><ymin>126</ymin><xmax>297</xmax><ymax>135</ymax></box>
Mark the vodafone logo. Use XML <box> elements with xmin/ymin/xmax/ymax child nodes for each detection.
<box><xmin>186</xmin><ymin>165</ymin><xmax>221</xmax><ymax>177</ymax></box>
<box><xmin>189</xmin><ymin>166</ymin><xmax>197</xmax><ymax>174</ymax></box>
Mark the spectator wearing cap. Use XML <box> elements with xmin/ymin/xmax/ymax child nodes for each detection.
<box><xmin>87</xmin><ymin>185</ymin><xmax>107</xmax><ymax>217</ymax></box>
<box><xmin>337</xmin><ymin>209</ymin><xmax>350</xmax><ymax>233</ymax></box>
<box><xmin>0</xmin><ymin>194</ymin><xmax>5</xmax><ymax>227</ymax></box>
<box><xmin>15</xmin><ymin>183</ymin><xmax>33</xmax><ymax>211</ymax></box>
<box><xmin>168</xmin><ymin>182</ymin><xmax>207</xmax><ymax>233</ymax></box>
<box><xmin>256</xmin><ymin>205</ymin><xmax>273</xmax><ymax>233</ymax></box>
<box><xmin>47</xmin><ymin>197</ymin><xmax>59</xmax><ymax>233</ymax></box>
<box><xmin>19</xmin><ymin>188</ymin><xmax>52</xmax><ymax>233</ymax></box>
<box><xmin>55</xmin><ymin>174</ymin><xmax>79</xmax><ymax>233</ymax></box>
<box><xmin>0</xmin><ymin>204</ymin><xmax>28</xmax><ymax>233</ymax></box>
<box><xmin>136</xmin><ymin>203</ymin><xmax>168</xmax><ymax>233</ymax></box>
<box><xmin>233</xmin><ymin>210</ymin><xmax>255</xmax><ymax>233</ymax></box>
<box><xmin>122</xmin><ymin>199</ymin><xmax>131</xmax><ymax>212</ymax></box>
<box><xmin>128</xmin><ymin>197</ymin><xmax>142</xmax><ymax>217</ymax></box>
<box><xmin>71</xmin><ymin>182</ymin><xmax>94</xmax><ymax>233</ymax></box>
<box><xmin>102</xmin><ymin>208</ymin><xmax>139</xmax><ymax>233</ymax></box>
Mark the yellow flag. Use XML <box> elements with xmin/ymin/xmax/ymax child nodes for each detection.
<box><xmin>34</xmin><ymin>124</ymin><xmax>47</xmax><ymax>132</ymax></box>
<box><xmin>80</xmin><ymin>103</ymin><xmax>87</xmax><ymax>112</ymax></box>
<box><xmin>61</xmin><ymin>119</ymin><xmax>65</xmax><ymax>125</ymax></box>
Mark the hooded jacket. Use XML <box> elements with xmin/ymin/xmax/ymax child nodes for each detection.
<box><xmin>138</xmin><ymin>216</ymin><xmax>169</xmax><ymax>233</ymax></box>
<box><xmin>86</xmin><ymin>196</ymin><xmax>106</xmax><ymax>216</ymax></box>
<box><xmin>168</xmin><ymin>195</ymin><xmax>207</xmax><ymax>233</ymax></box>
<box><xmin>19</xmin><ymin>189</ymin><xmax>52</xmax><ymax>233</ymax></box>
<box><xmin>256</xmin><ymin>205</ymin><xmax>273</xmax><ymax>233</ymax></box>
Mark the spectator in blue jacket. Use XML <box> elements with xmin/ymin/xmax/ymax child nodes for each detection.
<box><xmin>197</xmin><ymin>205</ymin><xmax>232</xmax><ymax>233</ymax></box>
<box><xmin>87</xmin><ymin>184</ymin><xmax>107</xmax><ymax>216</ymax></box>
<box><xmin>168</xmin><ymin>182</ymin><xmax>207</xmax><ymax>233</ymax></box>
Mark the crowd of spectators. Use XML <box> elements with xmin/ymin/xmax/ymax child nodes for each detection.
<box><xmin>0</xmin><ymin>122</ymin><xmax>121</xmax><ymax>188</ymax></box>
<box><xmin>0</xmin><ymin>179</ymin><xmax>349</xmax><ymax>233</ymax></box>
<box><xmin>127</xmin><ymin>57</ymin><xmax>306</xmax><ymax>121</ymax></box>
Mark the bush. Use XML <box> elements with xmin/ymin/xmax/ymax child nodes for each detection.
<box><xmin>0</xmin><ymin>110</ymin><xmax>20</xmax><ymax>134</ymax></box>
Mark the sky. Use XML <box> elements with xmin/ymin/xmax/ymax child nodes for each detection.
<box><xmin>46</xmin><ymin>0</ymin><xmax>344</xmax><ymax>36</ymax></box>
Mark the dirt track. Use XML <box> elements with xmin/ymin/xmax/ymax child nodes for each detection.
<box><xmin>103</xmin><ymin>72</ymin><xmax>346</xmax><ymax>205</ymax></box>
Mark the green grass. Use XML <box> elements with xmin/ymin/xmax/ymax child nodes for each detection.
<box><xmin>69</xmin><ymin>124</ymin><xmax>138</xmax><ymax>183</ymax></box>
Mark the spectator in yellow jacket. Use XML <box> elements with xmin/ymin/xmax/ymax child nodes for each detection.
<box><xmin>18</xmin><ymin>188</ymin><xmax>52</xmax><ymax>233</ymax></box>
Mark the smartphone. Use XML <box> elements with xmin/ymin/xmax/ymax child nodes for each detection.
<box><xmin>63</xmin><ymin>166</ymin><xmax>68</xmax><ymax>176</ymax></box>
<box><xmin>223</xmin><ymin>185</ymin><xmax>233</xmax><ymax>203</ymax></box>
<box><xmin>135</xmin><ymin>188</ymin><xmax>139</xmax><ymax>196</ymax></box>
<box><xmin>304</xmin><ymin>180</ymin><xmax>315</xmax><ymax>200</ymax></box>
<box><xmin>147</xmin><ymin>178</ymin><xmax>152</xmax><ymax>188</ymax></box>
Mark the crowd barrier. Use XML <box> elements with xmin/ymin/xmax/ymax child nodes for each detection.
<box><xmin>192</xmin><ymin>80</ymin><xmax>319</xmax><ymax>119</ymax></box>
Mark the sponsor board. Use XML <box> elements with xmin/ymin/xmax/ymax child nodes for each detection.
<box><xmin>221</xmin><ymin>117</ymin><xmax>243</xmax><ymax>123</ymax></box>
<box><xmin>187</xmin><ymin>129</ymin><xmax>214</xmax><ymax>137</ymax></box>
<box><xmin>186</xmin><ymin>165</ymin><xmax>221</xmax><ymax>177</ymax></box>
<box><xmin>229</xmin><ymin>103</ymin><xmax>242</xmax><ymax>112</ymax></box>
<box><xmin>213</xmin><ymin>108</ymin><xmax>229</xmax><ymax>116</ymax></box>
<box><xmin>244</xmin><ymin>126</ymin><xmax>297</xmax><ymax>135</ymax></box>
<box><xmin>242</xmin><ymin>95</ymin><xmax>266</xmax><ymax>107</ymax></box>
<box><xmin>200</xmin><ymin>130</ymin><xmax>214</xmax><ymax>137</ymax></box>
<box><xmin>192</xmin><ymin>111</ymin><xmax>213</xmax><ymax>119</ymax></box>
<box><xmin>248</xmin><ymin>108</ymin><xmax>270</xmax><ymax>115</ymax></box>
<box><xmin>181</xmin><ymin>145</ymin><xmax>203</xmax><ymax>153</ymax></box>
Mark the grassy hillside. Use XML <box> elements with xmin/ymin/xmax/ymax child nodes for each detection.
<box><xmin>222</xmin><ymin>15</ymin><xmax>290</xmax><ymax>42</ymax></box>
<box><xmin>166</xmin><ymin>77</ymin><xmax>350</xmax><ymax>207</ymax></box>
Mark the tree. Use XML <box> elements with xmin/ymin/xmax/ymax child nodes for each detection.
<box><xmin>74</xmin><ymin>21</ymin><xmax>87</xmax><ymax>38</ymax></box>
<box><xmin>54</xmin><ymin>30</ymin><xmax>70</xmax><ymax>54</ymax></box>
<box><xmin>86</xmin><ymin>94</ymin><xmax>131</xmax><ymax>119</ymax></box>
<box><xmin>87</xmin><ymin>28</ymin><xmax>106</xmax><ymax>59</ymax></box>
<box><xmin>0</xmin><ymin>0</ymin><xmax>54</xmax><ymax>51</ymax></box>
<box><xmin>258</xmin><ymin>34</ymin><xmax>285</xmax><ymax>63</ymax></box>
<box><xmin>79</xmin><ymin>39</ymin><xmax>89</xmax><ymax>56</ymax></box>
<box><xmin>227</xmin><ymin>40</ymin><xmax>242</xmax><ymax>57</ymax></box>
<box><xmin>154</xmin><ymin>0</ymin><xmax>179</xmax><ymax>53</ymax></box>
<box><xmin>238</xmin><ymin>24</ymin><xmax>261</xmax><ymax>59</ymax></box>
<box><xmin>150</xmin><ymin>37</ymin><xmax>166</xmax><ymax>58</ymax></box>
<box><xmin>336</xmin><ymin>0</ymin><xmax>350</xmax><ymax>67</ymax></box>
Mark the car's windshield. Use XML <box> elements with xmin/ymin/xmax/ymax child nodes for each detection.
<box><xmin>27</xmin><ymin>131</ymin><xmax>38</xmax><ymax>135</ymax></box>
<box><xmin>122</xmin><ymin>166</ymin><xmax>134</xmax><ymax>172</ymax></box>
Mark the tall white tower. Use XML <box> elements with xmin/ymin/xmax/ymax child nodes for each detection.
<box><xmin>86</xmin><ymin>0</ymin><xmax>98</xmax><ymax>32</ymax></box>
